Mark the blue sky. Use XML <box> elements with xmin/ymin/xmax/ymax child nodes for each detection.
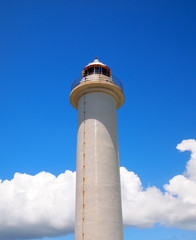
<box><xmin>0</xmin><ymin>0</ymin><xmax>196</xmax><ymax>240</ymax></box>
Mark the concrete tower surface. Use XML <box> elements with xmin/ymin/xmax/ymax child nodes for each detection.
<box><xmin>70</xmin><ymin>59</ymin><xmax>124</xmax><ymax>240</ymax></box>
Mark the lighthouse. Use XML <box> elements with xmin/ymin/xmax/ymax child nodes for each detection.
<box><xmin>70</xmin><ymin>59</ymin><xmax>124</xmax><ymax>240</ymax></box>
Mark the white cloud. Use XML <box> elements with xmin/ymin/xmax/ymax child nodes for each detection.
<box><xmin>177</xmin><ymin>139</ymin><xmax>196</xmax><ymax>181</ymax></box>
<box><xmin>121</xmin><ymin>139</ymin><xmax>196</xmax><ymax>230</ymax></box>
<box><xmin>0</xmin><ymin>171</ymin><xmax>76</xmax><ymax>239</ymax></box>
<box><xmin>0</xmin><ymin>139</ymin><xmax>196</xmax><ymax>239</ymax></box>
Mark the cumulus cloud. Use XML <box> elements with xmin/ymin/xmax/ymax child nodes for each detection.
<box><xmin>121</xmin><ymin>139</ymin><xmax>196</xmax><ymax>230</ymax></box>
<box><xmin>0</xmin><ymin>171</ymin><xmax>76</xmax><ymax>239</ymax></box>
<box><xmin>0</xmin><ymin>139</ymin><xmax>196</xmax><ymax>239</ymax></box>
<box><xmin>177</xmin><ymin>139</ymin><xmax>196</xmax><ymax>181</ymax></box>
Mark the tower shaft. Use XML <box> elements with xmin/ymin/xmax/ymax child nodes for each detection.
<box><xmin>75</xmin><ymin>92</ymin><xmax>123</xmax><ymax>240</ymax></box>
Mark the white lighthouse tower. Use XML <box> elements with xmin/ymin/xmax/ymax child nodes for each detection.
<box><xmin>70</xmin><ymin>59</ymin><xmax>124</xmax><ymax>240</ymax></box>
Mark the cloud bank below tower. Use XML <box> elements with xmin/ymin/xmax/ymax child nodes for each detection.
<box><xmin>121</xmin><ymin>139</ymin><xmax>196</xmax><ymax>230</ymax></box>
<box><xmin>0</xmin><ymin>139</ymin><xmax>196</xmax><ymax>239</ymax></box>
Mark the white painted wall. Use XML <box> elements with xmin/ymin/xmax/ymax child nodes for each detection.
<box><xmin>75</xmin><ymin>91</ymin><xmax>123</xmax><ymax>240</ymax></box>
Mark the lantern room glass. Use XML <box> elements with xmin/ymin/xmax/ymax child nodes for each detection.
<box><xmin>84</xmin><ymin>66</ymin><xmax>110</xmax><ymax>77</ymax></box>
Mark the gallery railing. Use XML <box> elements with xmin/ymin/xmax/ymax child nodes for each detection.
<box><xmin>71</xmin><ymin>75</ymin><xmax>123</xmax><ymax>92</ymax></box>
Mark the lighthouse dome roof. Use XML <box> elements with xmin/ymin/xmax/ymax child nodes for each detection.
<box><xmin>85</xmin><ymin>58</ymin><xmax>106</xmax><ymax>67</ymax></box>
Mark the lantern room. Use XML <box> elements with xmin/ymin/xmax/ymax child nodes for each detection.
<box><xmin>82</xmin><ymin>58</ymin><xmax>111</xmax><ymax>77</ymax></box>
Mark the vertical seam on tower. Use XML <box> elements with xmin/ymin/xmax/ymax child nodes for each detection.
<box><xmin>82</xmin><ymin>94</ymin><xmax>86</xmax><ymax>240</ymax></box>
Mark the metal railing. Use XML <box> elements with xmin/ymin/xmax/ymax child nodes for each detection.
<box><xmin>71</xmin><ymin>75</ymin><xmax>123</xmax><ymax>92</ymax></box>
